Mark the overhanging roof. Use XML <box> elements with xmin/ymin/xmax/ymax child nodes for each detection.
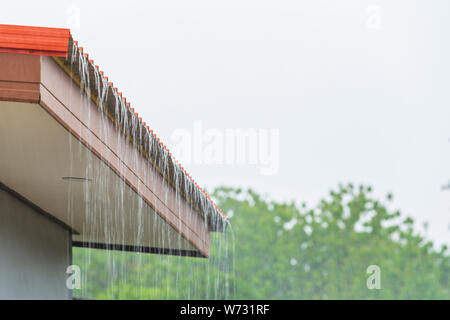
<box><xmin>0</xmin><ymin>24</ymin><xmax>227</xmax><ymax>258</ymax></box>
<box><xmin>0</xmin><ymin>24</ymin><xmax>70</xmax><ymax>57</ymax></box>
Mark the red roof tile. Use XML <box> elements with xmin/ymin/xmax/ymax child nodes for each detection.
<box><xmin>0</xmin><ymin>24</ymin><xmax>70</xmax><ymax>57</ymax></box>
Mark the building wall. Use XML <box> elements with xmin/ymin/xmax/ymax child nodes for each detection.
<box><xmin>0</xmin><ymin>187</ymin><xmax>71</xmax><ymax>299</ymax></box>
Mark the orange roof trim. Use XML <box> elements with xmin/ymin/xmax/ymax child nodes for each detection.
<box><xmin>0</xmin><ymin>24</ymin><xmax>71</xmax><ymax>57</ymax></box>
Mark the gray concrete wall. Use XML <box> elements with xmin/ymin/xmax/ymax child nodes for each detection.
<box><xmin>0</xmin><ymin>187</ymin><xmax>71</xmax><ymax>299</ymax></box>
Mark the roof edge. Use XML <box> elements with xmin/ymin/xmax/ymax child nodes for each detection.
<box><xmin>0</xmin><ymin>23</ymin><xmax>227</xmax><ymax>232</ymax></box>
<box><xmin>55</xmin><ymin>37</ymin><xmax>227</xmax><ymax>232</ymax></box>
<box><xmin>0</xmin><ymin>24</ymin><xmax>71</xmax><ymax>57</ymax></box>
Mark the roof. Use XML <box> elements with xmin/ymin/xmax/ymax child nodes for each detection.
<box><xmin>0</xmin><ymin>24</ymin><xmax>227</xmax><ymax>232</ymax></box>
<box><xmin>0</xmin><ymin>24</ymin><xmax>70</xmax><ymax>57</ymax></box>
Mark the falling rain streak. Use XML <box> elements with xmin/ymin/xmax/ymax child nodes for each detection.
<box><xmin>65</xmin><ymin>41</ymin><xmax>235</xmax><ymax>299</ymax></box>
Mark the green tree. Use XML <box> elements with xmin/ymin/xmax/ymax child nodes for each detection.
<box><xmin>74</xmin><ymin>184</ymin><xmax>450</xmax><ymax>299</ymax></box>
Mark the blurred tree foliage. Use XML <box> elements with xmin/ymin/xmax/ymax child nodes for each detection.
<box><xmin>74</xmin><ymin>184</ymin><xmax>449</xmax><ymax>299</ymax></box>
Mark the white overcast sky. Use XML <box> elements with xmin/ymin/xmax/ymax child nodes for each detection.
<box><xmin>2</xmin><ymin>0</ymin><xmax>449</xmax><ymax>246</ymax></box>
